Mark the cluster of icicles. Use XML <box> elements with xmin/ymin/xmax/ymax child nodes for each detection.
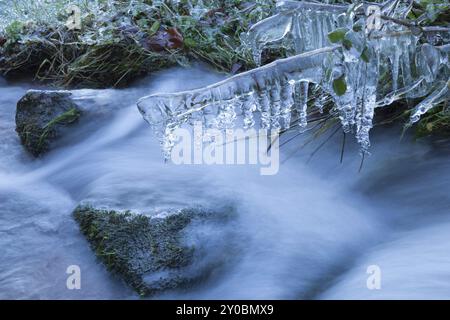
<box><xmin>137</xmin><ymin>0</ymin><xmax>450</xmax><ymax>159</ymax></box>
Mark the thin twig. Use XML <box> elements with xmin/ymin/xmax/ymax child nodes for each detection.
<box><xmin>340</xmin><ymin>132</ymin><xmax>346</xmax><ymax>164</ymax></box>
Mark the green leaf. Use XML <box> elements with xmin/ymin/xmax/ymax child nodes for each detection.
<box><xmin>342</xmin><ymin>38</ymin><xmax>353</xmax><ymax>50</ymax></box>
<box><xmin>184</xmin><ymin>37</ymin><xmax>197</xmax><ymax>48</ymax></box>
<box><xmin>333</xmin><ymin>75</ymin><xmax>347</xmax><ymax>96</ymax></box>
<box><xmin>352</xmin><ymin>24</ymin><xmax>363</xmax><ymax>32</ymax></box>
<box><xmin>361</xmin><ymin>46</ymin><xmax>370</xmax><ymax>63</ymax></box>
<box><xmin>328</xmin><ymin>28</ymin><xmax>348</xmax><ymax>43</ymax></box>
<box><xmin>149</xmin><ymin>21</ymin><xmax>160</xmax><ymax>35</ymax></box>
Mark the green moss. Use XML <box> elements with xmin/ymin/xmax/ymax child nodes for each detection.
<box><xmin>73</xmin><ymin>204</ymin><xmax>237</xmax><ymax>296</ymax></box>
<box><xmin>37</xmin><ymin>108</ymin><xmax>81</xmax><ymax>150</ymax></box>
<box><xmin>73</xmin><ymin>206</ymin><xmax>197</xmax><ymax>296</ymax></box>
<box><xmin>4</xmin><ymin>20</ymin><xmax>25</xmax><ymax>44</ymax></box>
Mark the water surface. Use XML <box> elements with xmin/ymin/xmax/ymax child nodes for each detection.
<box><xmin>0</xmin><ymin>66</ymin><xmax>449</xmax><ymax>299</ymax></box>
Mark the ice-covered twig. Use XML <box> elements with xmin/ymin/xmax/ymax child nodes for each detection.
<box><xmin>137</xmin><ymin>0</ymin><xmax>450</xmax><ymax>159</ymax></box>
<box><xmin>138</xmin><ymin>46</ymin><xmax>339</xmax><ymax>125</ymax></box>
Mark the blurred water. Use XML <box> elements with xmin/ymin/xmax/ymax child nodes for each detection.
<box><xmin>0</xmin><ymin>66</ymin><xmax>449</xmax><ymax>299</ymax></box>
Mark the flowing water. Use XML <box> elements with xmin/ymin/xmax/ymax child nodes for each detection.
<box><xmin>0</xmin><ymin>66</ymin><xmax>449</xmax><ymax>299</ymax></box>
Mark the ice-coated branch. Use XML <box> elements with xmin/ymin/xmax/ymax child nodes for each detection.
<box><xmin>137</xmin><ymin>46</ymin><xmax>340</xmax><ymax>158</ymax></box>
<box><xmin>137</xmin><ymin>0</ymin><xmax>450</xmax><ymax>159</ymax></box>
<box><xmin>138</xmin><ymin>46</ymin><xmax>339</xmax><ymax>126</ymax></box>
<box><xmin>244</xmin><ymin>0</ymin><xmax>415</xmax><ymax>66</ymax></box>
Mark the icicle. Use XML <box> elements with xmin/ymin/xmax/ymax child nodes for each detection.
<box><xmin>356</xmin><ymin>55</ymin><xmax>379</xmax><ymax>152</ymax></box>
<box><xmin>295</xmin><ymin>81</ymin><xmax>309</xmax><ymax>129</ymax></box>
<box><xmin>314</xmin><ymin>93</ymin><xmax>326</xmax><ymax>114</ymax></box>
<box><xmin>291</xmin><ymin>13</ymin><xmax>304</xmax><ymax>53</ymax></box>
<box><xmin>270</xmin><ymin>80</ymin><xmax>282</xmax><ymax>129</ymax></box>
<box><xmin>417</xmin><ymin>44</ymin><xmax>442</xmax><ymax>84</ymax></box>
<box><xmin>327</xmin><ymin>61</ymin><xmax>357</xmax><ymax>134</ymax></box>
<box><xmin>400</xmin><ymin>36</ymin><xmax>414</xmax><ymax>88</ymax></box>
<box><xmin>258</xmin><ymin>90</ymin><xmax>271</xmax><ymax>129</ymax></box>
<box><xmin>391</xmin><ymin>48</ymin><xmax>400</xmax><ymax>92</ymax></box>
<box><xmin>203</xmin><ymin>101</ymin><xmax>219</xmax><ymax>130</ymax></box>
<box><xmin>315</xmin><ymin>12</ymin><xmax>324</xmax><ymax>49</ymax></box>
<box><xmin>409</xmin><ymin>82</ymin><xmax>449</xmax><ymax>125</ymax></box>
<box><xmin>241</xmin><ymin>93</ymin><xmax>257</xmax><ymax>129</ymax></box>
<box><xmin>216</xmin><ymin>98</ymin><xmax>237</xmax><ymax>129</ymax></box>
<box><xmin>280</xmin><ymin>80</ymin><xmax>295</xmax><ymax>129</ymax></box>
<box><xmin>356</xmin><ymin>96</ymin><xmax>376</xmax><ymax>152</ymax></box>
<box><xmin>162</xmin><ymin>124</ymin><xmax>178</xmax><ymax>161</ymax></box>
<box><xmin>303</xmin><ymin>11</ymin><xmax>314</xmax><ymax>52</ymax></box>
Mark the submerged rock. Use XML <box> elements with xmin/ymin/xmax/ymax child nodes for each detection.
<box><xmin>73</xmin><ymin>205</ymin><xmax>237</xmax><ymax>296</ymax></box>
<box><xmin>15</xmin><ymin>90</ymin><xmax>81</xmax><ymax>157</ymax></box>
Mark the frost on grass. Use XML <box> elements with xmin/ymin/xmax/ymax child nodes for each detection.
<box><xmin>0</xmin><ymin>1</ymin><xmax>117</xmax><ymax>31</ymax></box>
<box><xmin>137</xmin><ymin>0</ymin><xmax>450</xmax><ymax>159</ymax></box>
<box><xmin>0</xmin><ymin>1</ymin><xmax>271</xmax><ymax>87</ymax></box>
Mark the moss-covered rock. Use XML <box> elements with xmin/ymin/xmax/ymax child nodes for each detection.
<box><xmin>15</xmin><ymin>90</ymin><xmax>81</xmax><ymax>157</ymax></box>
<box><xmin>73</xmin><ymin>205</ymin><xmax>235</xmax><ymax>296</ymax></box>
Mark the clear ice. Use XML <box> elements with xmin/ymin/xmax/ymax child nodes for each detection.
<box><xmin>137</xmin><ymin>0</ymin><xmax>450</xmax><ymax>158</ymax></box>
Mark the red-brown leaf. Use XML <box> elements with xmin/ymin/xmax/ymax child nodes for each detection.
<box><xmin>147</xmin><ymin>28</ymin><xmax>184</xmax><ymax>52</ymax></box>
<box><xmin>166</xmin><ymin>28</ymin><xmax>183</xmax><ymax>49</ymax></box>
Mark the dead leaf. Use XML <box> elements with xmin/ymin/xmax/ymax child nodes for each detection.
<box><xmin>146</xmin><ymin>28</ymin><xmax>184</xmax><ymax>52</ymax></box>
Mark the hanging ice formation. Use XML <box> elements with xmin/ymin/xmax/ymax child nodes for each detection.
<box><xmin>137</xmin><ymin>0</ymin><xmax>450</xmax><ymax>159</ymax></box>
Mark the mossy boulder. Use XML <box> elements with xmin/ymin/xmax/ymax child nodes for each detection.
<box><xmin>73</xmin><ymin>205</ymin><xmax>236</xmax><ymax>296</ymax></box>
<box><xmin>15</xmin><ymin>90</ymin><xmax>81</xmax><ymax>157</ymax></box>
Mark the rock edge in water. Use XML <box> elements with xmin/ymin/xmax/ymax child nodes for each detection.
<box><xmin>15</xmin><ymin>90</ymin><xmax>81</xmax><ymax>157</ymax></box>
<box><xmin>73</xmin><ymin>205</ymin><xmax>236</xmax><ymax>297</ymax></box>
